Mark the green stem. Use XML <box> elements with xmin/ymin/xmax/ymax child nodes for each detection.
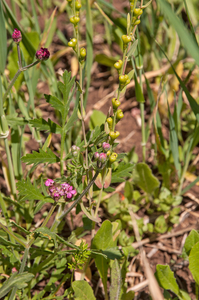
<box><xmin>139</xmin><ymin>68</ymin><xmax>146</xmax><ymax>162</ymax></box>
<box><xmin>9</xmin><ymin>248</ymin><xmax>29</xmax><ymax>300</ymax></box>
<box><xmin>177</xmin><ymin>151</ymin><xmax>192</xmax><ymax>196</ymax></box>
<box><xmin>4</xmin><ymin>139</ymin><xmax>17</xmax><ymax>198</ymax></box>
<box><xmin>79</xmin><ymin>63</ymin><xmax>88</xmax><ymax>169</ymax></box>
<box><xmin>0</xmin><ymin>222</ymin><xmax>26</xmax><ymax>248</ymax></box>
<box><xmin>17</xmin><ymin>44</ymin><xmax>22</xmax><ymax>69</ymax></box>
<box><xmin>3</xmin><ymin>61</ymin><xmax>39</xmax><ymax>102</ymax></box>
<box><xmin>60</xmin><ymin>130</ymin><xmax>66</xmax><ymax>176</ymax></box>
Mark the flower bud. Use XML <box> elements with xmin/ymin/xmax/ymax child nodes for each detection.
<box><xmin>36</xmin><ymin>48</ymin><xmax>50</xmax><ymax>61</ymax></box>
<box><xmin>94</xmin><ymin>152</ymin><xmax>100</xmax><ymax>160</ymax></box>
<box><xmin>12</xmin><ymin>29</ymin><xmax>22</xmax><ymax>43</ymax></box>
<box><xmin>102</xmin><ymin>142</ymin><xmax>111</xmax><ymax>152</ymax></box>
<box><xmin>99</xmin><ymin>153</ymin><xmax>107</xmax><ymax>163</ymax></box>
<box><xmin>116</xmin><ymin>110</ymin><xmax>124</xmax><ymax>120</ymax></box>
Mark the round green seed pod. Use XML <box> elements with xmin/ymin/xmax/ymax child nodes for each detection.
<box><xmin>133</xmin><ymin>8</ymin><xmax>143</xmax><ymax>16</ymax></box>
<box><xmin>80</xmin><ymin>47</ymin><xmax>86</xmax><ymax>58</ymax></box>
<box><xmin>75</xmin><ymin>1</ymin><xmax>82</xmax><ymax>10</ymax></box>
<box><xmin>122</xmin><ymin>35</ymin><xmax>131</xmax><ymax>44</ymax></box>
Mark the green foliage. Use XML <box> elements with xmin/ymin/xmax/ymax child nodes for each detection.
<box><xmin>72</xmin><ymin>280</ymin><xmax>96</xmax><ymax>300</ymax></box>
<box><xmin>133</xmin><ymin>162</ymin><xmax>160</xmax><ymax>194</ymax></box>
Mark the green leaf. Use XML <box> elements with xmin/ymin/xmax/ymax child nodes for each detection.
<box><xmin>0</xmin><ymin>1</ymin><xmax>7</xmax><ymax>74</ymax></box>
<box><xmin>44</xmin><ymin>94</ymin><xmax>64</xmax><ymax>112</ymax></box>
<box><xmin>0</xmin><ymin>272</ymin><xmax>34</xmax><ymax>298</ymax></box>
<box><xmin>110</xmin><ymin>259</ymin><xmax>121</xmax><ymax>300</ymax></box>
<box><xmin>154</xmin><ymin>215</ymin><xmax>167</xmax><ymax>234</ymax></box>
<box><xmin>89</xmin><ymin>110</ymin><xmax>106</xmax><ymax>130</ymax></box>
<box><xmin>127</xmin><ymin>39</ymin><xmax>138</xmax><ymax>58</ymax></box>
<box><xmin>64</xmin><ymin>104</ymin><xmax>78</xmax><ymax>132</ymax></box>
<box><xmin>156</xmin><ymin>41</ymin><xmax>199</xmax><ymax>124</ymax></box>
<box><xmin>183</xmin><ymin>229</ymin><xmax>199</xmax><ymax>257</ymax></box>
<box><xmin>95</xmin><ymin>53</ymin><xmax>118</xmax><ymax>67</ymax></box>
<box><xmin>189</xmin><ymin>241</ymin><xmax>199</xmax><ymax>285</ymax></box>
<box><xmin>17</xmin><ymin>178</ymin><xmax>46</xmax><ymax>202</ymax></box>
<box><xmin>155</xmin><ymin>265</ymin><xmax>180</xmax><ymax>298</ymax></box>
<box><xmin>21</xmin><ymin>148</ymin><xmax>60</xmax><ymax>165</ymax></box>
<box><xmin>134</xmin><ymin>73</ymin><xmax>145</xmax><ymax>103</ymax></box>
<box><xmin>95</xmin><ymin>255</ymin><xmax>109</xmax><ymax>298</ymax></box>
<box><xmin>168</xmin><ymin>103</ymin><xmax>180</xmax><ymax>177</ymax></box>
<box><xmin>133</xmin><ymin>163</ymin><xmax>160</xmax><ymax>194</ymax></box>
<box><xmin>6</xmin><ymin>114</ymin><xmax>28</xmax><ymax>127</ymax></box>
<box><xmin>72</xmin><ymin>280</ymin><xmax>96</xmax><ymax>300</ymax></box>
<box><xmin>29</xmin><ymin>118</ymin><xmax>62</xmax><ymax>134</ymax></box>
<box><xmin>111</xmin><ymin>162</ymin><xmax>134</xmax><ymax>183</ymax></box>
<box><xmin>92</xmin><ymin>220</ymin><xmax>115</xmax><ymax>250</ymax></box>
<box><xmin>157</xmin><ymin>0</ymin><xmax>199</xmax><ymax>67</ymax></box>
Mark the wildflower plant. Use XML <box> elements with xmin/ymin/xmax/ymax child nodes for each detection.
<box><xmin>0</xmin><ymin>0</ymin><xmax>199</xmax><ymax>299</ymax></box>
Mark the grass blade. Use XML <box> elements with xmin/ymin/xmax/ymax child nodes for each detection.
<box><xmin>0</xmin><ymin>0</ymin><xmax>7</xmax><ymax>74</ymax></box>
<box><xmin>157</xmin><ymin>0</ymin><xmax>199</xmax><ymax>67</ymax></box>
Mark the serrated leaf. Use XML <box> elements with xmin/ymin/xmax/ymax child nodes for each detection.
<box><xmin>29</xmin><ymin>118</ymin><xmax>62</xmax><ymax>134</ymax></box>
<box><xmin>189</xmin><ymin>241</ymin><xmax>199</xmax><ymax>285</ymax></box>
<box><xmin>72</xmin><ymin>280</ymin><xmax>96</xmax><ymax>300</ymax></box>
<box><xmin>0</xmin><ymin>272</ymin><xmax>34</xmax><ymax>298</ymax></box>
<box><xmin>110</xmin><ymin>259</ymin><xmax>121</xmax><ymax>300</ymax></box>
<box><xmin>133</xmin><ymin>162</ymin><xmax>160</xmax><ymax>194</ymax></box>
<box><xmin>6</xmin><ymin>114</ymin><xmax>28</xmax><ymax>127</ymax></box>
<box><xmin>17</xmin><ymin>178</ymin><xmax>46</xmax><ymax>202</ymax></box>
<box><xmin>155</xmin><ymin>265</ymin><xmax>184</xmax><ymax>299</ymax></box>
<box><xmin>44</xmin><ymin>94</ymin><xmax>64</xmax><ymax>112</ymax></box>
<box><xmin>21</xmin><ymin>148</ymin><xmax>60</xmax><ymax>165</ymax></box>
<box><xmin>111</xmin><ymin>162</ymin><xmax>134</xmax><ymax>183</ymax></box>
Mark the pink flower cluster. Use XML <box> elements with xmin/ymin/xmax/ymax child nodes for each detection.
<box><xmin>94</xmin><ymin>152</ymin><xmax>107</xmax><ymax>163</ymax></box>
<box><xmin>45</xmin><ymin>179</ymin><xmax>76</xmax><ymax>201</ymax></box>
<box><xmin>36</xmin><ymin>47</ymin><xmax>50</xmax><ymax>61</ymax></box>
<box><xmin>12</xmin><ymin>29</ymin><xmax>22</xmax><ymax>43</ymax></box>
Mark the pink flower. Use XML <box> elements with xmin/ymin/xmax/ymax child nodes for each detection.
<box><xmin>12</xmin><ymin>29</ymin><xmax>22</xmax><ymax>43</ymax></box>
<box><xmin>45</xmin><ymin>179</ymin><xmax>54</xmax><ymax>187</ymax></box>
<box><xmin>94</xmin><ymin>152</ymin><xmax>100</xmax><ymax>160</ymax></box>
<box><xmin>36</xmin><ymin>47</ymin><xmax>50</xmax><ymax>61</ymax></box>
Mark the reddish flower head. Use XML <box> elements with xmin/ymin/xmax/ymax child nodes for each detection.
<box><xmin>35</xmin><ymin>47</ymin><xmax>50</xmax><ymax>61</ymax></box>
<box><xmin>12</xmin><ymin>29</ymin><xmax>22</xmax><ymax>43</ymax></box>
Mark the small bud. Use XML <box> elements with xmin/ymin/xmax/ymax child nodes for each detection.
<box><xmin>109</xmin><ymin>131</ymin><xmax>120</xmax><ymax>140</ymax></box>
<box><xmin>106</xmin><ymin>117</ymin><xmax>113</xmax><ymax>130</ymax></box>
<box><xmin>121</xmin><ymin>35</ymin><xmax>131</xmax><ymax>44</ymax></box>
<box><xmin>116</xmin><ymin>110</ymin><xmax>124</xmax><ymax>120</ymax></box>
<box><xmin>80</xmin><ymin>47</ymin><xmax>86</xmax><ymax>59</ymax></box>
<box><xmin>36</xmin><ymin>48</ymin><xmax>50</xmax><ymax>61</ymax></box>
<box><xmin>133</xmin><ymin>8</ymin><xmax>143</xmax><ymax>16</ymax></box>
<box><xmin>12</xmin><ymin>29</ymin><xmax>22</xmax><ymax>43</ymax></box>
<box><xmin>109</xmin><ymin>152</ymin><xmax>118</xmax><ymax>163</ymax></box>
<box><xmin>112</xmin><ymin>98</ymin><xmax>121</xmax><ymax>109</ymax></box>
<box><xmin>70</xmin><ymin>16</ymin><xmax>80</xmax><ymax>25</ymax></box>
<box><xmin>75</xmin><ymin>1</ymin><xmax>82</xmax><ymax>10</ymax></box>
<box><xmin>102</xmin><ymin>142</ymin><xmax>111</xmax><ymax>152</ymax></box>
<box><xmin>68</xmin><ymin>38</ymin><xmax>77</xmax><ymax>48</ymax></box>
<box><xmin>114</xmin><ymin>60</ymin><xmax>123</xmax><ymax>70</ymax></box>
<box><xmin>99</xmin><ymin>153</ymin><xmax>107</xmax><ymax>163</ymax></box>
<box><xmin>133</xmin><ymin>20</ymin><xmax>141</xmax><ymax>25</ymax></box>
<box><xmin>94</xmin><ymin>152</ymin><xmax>100</xmax><ymax>160</ymax></box>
